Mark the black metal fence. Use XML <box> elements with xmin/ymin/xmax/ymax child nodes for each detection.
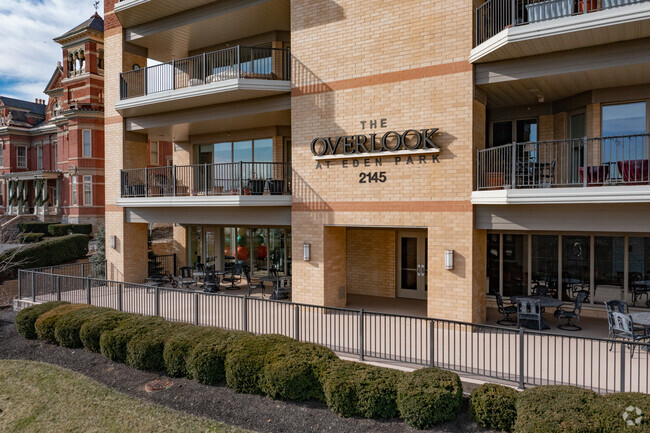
<box><xmin>149</xmin><ymin>254</ymin><xmax>177</xmax><ymax>276</ymax></box>
<box><xmin>476</xmin><ymin>0</ymin><xmax>648</xmax><ymax>45</ymax></box>
<box><xmin>17</xmin><ymin>263</ymin><xmax>650</xmax><ymax>393</ymax></box>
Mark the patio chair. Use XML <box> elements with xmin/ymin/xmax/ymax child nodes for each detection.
<box><xmin>271</xmin><ymin>276</ymin><xmax>291</xmax><ymax>300</ymax></box>
<box><xmin>605</xmin><ymin>300</ymin><xmax>646</xmax><ymax>340</ymax></box>
<box><xmin>554</xmin><ymin>291</ymin><xmax>588</xmax><ymax>331</ymax></box>
<box><xmin>202</xmin><ymin>270</ymin><xmax>220</xmax><ymax>293</ymax></box>
<box><xmin>495</xmin><ymin>293</ymin><xmax>517</xmax><ymax>326</ymax></box>
<box><xmin>532</xmin><ymin>284</ymin><xmax>549</xmax><ymax>297</ymax></box>
<box><xmin>517</xmin><ymin>298</ymin><xmax>542</xmax><ymax>331</ymax></box>
<box><xmin>244</xmin><ymin>269</ymin><xmax>265</xmax><ymax>297</ymax></box>
<box><xmin>193</xmin><ymin>263</ymin><xmax>205</xmax><ymax>282</ymax></box>
<box><xmin>178</xmin><ymin>266</ymin><xmax>197</xmax><ymax>289</ymax></box>
<box><xmin>609</xmin><ymin>312</ymin><xmax>650</xmax><ymax>358</ymax></box>
<box><xmin>222</xmin><ymin>263</ymin><xmax>243</xmax><ymax>289</ymax></box>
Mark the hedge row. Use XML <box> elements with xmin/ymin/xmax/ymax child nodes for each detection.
<box><xmin>48</xmin><ymin>224</ymin><xmax>92</xmax><ymax>237</ymax></box>
<box><xmin>469</xmin><ymin>383</ymin><xmax>650</xmax><ymax>432</ymax></box>
<box><xmin>15</xmin><ymin>303</ymin><xmax>465</xmax><ymax>429</ymax></box>
<box><xmin>18</xmin><ymin>232</ymin><xmax>44</xmax><ymax>244</ymax></box>
<box><xmin>2</xmin><ymin>234</ymin><xmax>89</xmax><ymax>272</ymax></box>
<box><xmin>18</xmin><ymin>222</ymin><xmax>58</xmax><ymax>234</ymax></box>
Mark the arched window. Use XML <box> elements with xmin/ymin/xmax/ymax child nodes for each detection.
<box><xmin>97</xmin><ymin>50</ymin><xmax>104</xmax><ymax>71</ymax></box>
<box><xmin>68</xmin><ymin>53</ymin><xmax>75</xmax><ymax>77</ymax></box>
<box><xmin>53</xmin><ymin>100</ymin><xmax>60</xmax><ymax>117</ymax></box>
<box><xmin>79</xmin><ymin>50</ymin><xmax>85</xmax><ymax>72</ymax></box>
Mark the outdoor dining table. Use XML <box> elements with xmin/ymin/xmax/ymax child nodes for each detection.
<box><xmin>510</xmin><ymin>295</ymin><xmax>564</xmax><ymax>330</ymax></box>
<box><xmin>630</xmin><ymin>312</ymin><xmax>650</xmax><ymax>327</ymax></box>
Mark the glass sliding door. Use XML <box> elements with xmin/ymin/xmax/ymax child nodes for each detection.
<box><xmin>397</xmin><ymin>231</ymin><xmax>427</xmax><ymax>300</ymax></box>
<box><xmin>531</xmin><ymin>235</ymin><xmax>558</xmax><ymax>298</ymax></box>
<box><xmin>628</xmin><ymin>237</ymin><xmax>650</xmax><ymax>307</ymax></box>
<box><xmin>593</xmin><ymin>236</ymin><xmax>624</xmax><ymax>305</ymax></box>
<box><xmin>487</xmin><ymin>234</ymin><xmax>500</xmax><ymax>296</ymax></box>
<box><xmin>502</xmin><ymin>234</ymin><xmax>527</xmax><ymax>297</ymax></box>
<box><xmin>561</xmin><ymin>235</ymin><xmax>590</xmax><ymax>302</ymax></box>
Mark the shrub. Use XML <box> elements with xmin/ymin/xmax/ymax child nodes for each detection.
<box><xmin>80</xmin><ymin>311</ymin><xmax>130</xmax><ymax>353</ymax></box>
<box><xmin>186</xmin><ymin>329</ymin><xmax>248</xmax><ymax>385</ymax></box>
<box><xmin>1</xmin><ymin>234</ymin><xmax>89</xmax><ymax>272</ymax></box>
<box><xmin>514</xmin><ymin>385</ymin><xmax>602</xmax><ymax>433</ymax></box>
<box><xmin>15</xmin><ymin>301</ymin><xmax>69</xmax><ymax>339</ymax></box>
<box><xmin>396</xmin><ymin>367</ymin><xmax>463</xmax><ymax>429</ymax></box>
<box><xmin>597</xmin><ymin>392</ymin><xmax>650</xmax><ymax>432</ymax></box>
<box><xmin>34</xmin><ymin>304</ymin><xmax>94</xmax><ymax>344</ymax></box>
<box><xmin>54</xmin><ymin>306</ymin><xmax>114</xmax><ymax>348</ymax></box>
<box><xmin>100</xmin><ymin>316</ymin><xmax>168</xmax><ymax>363</ymax></box>
<box><xmin>18</xmin><ymin>232</ymin><xmax>44</xmax><ymax>244</ymax></box>
<box><xmin>164</xmin><ymin>327</ymin><xmax>212</xmax><ymax>378</ymax></box>
<box><xmin>18</xmin><ymin>222</ymin><xmax>56</xmax><ymax>234</ymax></box>
<box><xmin>259</xmin><ymin>341</ymin><xmax>337</xmax><ymax>402</ymax></box>
<box><xmin>322</xmin><ymin>360</ymin><xmax>403</xmax><ymax>419</ymax></box>
<box><xmin>126</xmin><ymin>322</ymin><xmax>189</xmax><ymax>371</ymax></box>
<box><xmin>469</xmin><ymin>384</ymin><xmax>518</xmax><ymax>432</ymax></box>
<box><xmin>225</xmin><ymin>334</ymin><xmax>294</xmax><ymax>394</ymax></box>
<box><xmin>48</xmin><ymin>223</ymin><xmax>92</xmax><ymax>237</ymax></box>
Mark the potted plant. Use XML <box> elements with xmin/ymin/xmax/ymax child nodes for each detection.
<box><xmin>268</xmin><ymin>179</ymin><xmax>284</xmax><ymax>195</ymax></box>
<box><xmin>249</xmin><ymin>173</ymin><xmax>266</xmax><ymax>195</ymax></box>
<box><xmin>242</xmin><ymin>186</ymin><xmax>252</xmax><ymax>195</ymax></box>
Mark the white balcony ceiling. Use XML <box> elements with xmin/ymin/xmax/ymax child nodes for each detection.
<box><xmin>121</xmin><ymin>0</ymin><xmax>290</xmax><ymax>61</ymax></box>
<box><xmin>115</xmin><ymin>0</ymin><xmax>218</xmax><ymax>28</ymax></box>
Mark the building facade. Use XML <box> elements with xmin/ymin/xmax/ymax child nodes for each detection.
<box><xmin>105</xmin><ymin>0</ymin><xmax>650</xmax><ymax>321</ymax></box>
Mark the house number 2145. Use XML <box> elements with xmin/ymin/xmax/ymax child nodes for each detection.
<box><xmin>359</xmin><ymin>172</ymin><xmax>387</xmax><ymax>183</ymax></box>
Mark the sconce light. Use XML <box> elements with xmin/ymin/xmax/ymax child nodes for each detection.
<box><xmin>445</xmin><ymin>250</ymin><xmax>454</xmax><ymax>270</ymax></box>
<box><xmin>110</xmin><ymin>235</ymin><xmax>117</xmax><ymax>250</ymax></box>
<box><xmin>303</xmin><ymin>243</ymin><xmax>311</xmax><ymax>261</ymax></box>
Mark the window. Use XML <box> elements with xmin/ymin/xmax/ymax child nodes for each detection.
<box><xmin>37</xmin><ymin>146</ymin><xmax>43</xmax><ymax>171</ymax></box>
<box><xmin>150</xmin><ymin>141</ymin><xmax>159</xmax><ymax>165</ymax></box>
<box><xmin>97</xmin><ymin>50</ymin><xmax>104</xmax><ymax>71</ymax></box>
<box><xmin>83</xmin><ymin>175</ymin><xmax>92</xmax><ymax>205</ymax></box>
<box><xmin>71</xmin><ymin>176</ymin><xmax>77</xmax><ymax>206</ymax></box>
<box><xmin>490</xmin><ymin>119</ymin><xmax>538</xmax><ymax>147</ymax></box>
<box><xmin>52</xmin><ymin>143</ymin><xmax>57</xmax><ymax>168</ymax></box>
<box><xmin>601</xmin><ymin>103</ymin><xmax>647</xmax><ymax>178</ymax></box>
<box><xmin>82</xmin><ymin>130</ymin><xmax>92</xmax><ymax>157</ymax></box>
<box><xmin>17</xmin><ymin>146</ymin><xmax>26</xmax><ymax>168</ymax></box>
<box><xmin>0</xmin><ymin>146</ymin><xmax>4</xmax><ymax>167</ymax></box>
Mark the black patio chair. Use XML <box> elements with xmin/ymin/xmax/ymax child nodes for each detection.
<box><xmin>605</xmin><ymin>300</ymin><xmax>646</xmax><ymax>341</ymax></box>
<box><xmin>495</xmin><ymin>293</ymin><xmax>517</xmax><ymax>326</ymax></box>
<box><xmin>532</xmin><ymin>284</ymin><xmax>549</xmax><ymax>297</ymax></box>
<box><xmin>193</xmin><ymin>263</ymin><xmax>205</xmax><ymax>282</ymax></box>
<box><xmin>244</xmin><ymin>269</ymin><xmax>265</xmax><ymax>297</ymax></box>
<box><xmin>517</xmin><ymin>298</ymin><xmax>542</xmax><ymax>331</ymax></box>
<box><xmin>270</xmin><ymin>276</ymin><xmax>291</xmax><ymax>300</ymax></box>
<box><xmin>222</xmin><ymin>263</ymin><xmax>243</xmax><ymax>289</ymax></box>
<box><xmin>202</xmin><ymin>270</ymin><xmax>220</xmax><ymax>293</ymax></box>
<box><xmin>178</xmin><ymin>266</ymin><xmax>197</xmax><ymax>289</ymax></box>
<box><xmin>610</xmin><ymin>312</ymin><xmax>650</xmax><ymax>358</ymax></box>
<box><xmin>554</xmin><ymin>291</ymin><xmax>588</xmax><ymax>331</ymax></box>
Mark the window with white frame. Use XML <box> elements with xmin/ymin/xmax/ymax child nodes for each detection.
<box><xmin>71</xmin><ymin>176</ymin><xmax>77</xmax><ymax>206</ymax></box>
<box><xmin>150</xmin><ymin>141</ymin><xmax>159</xmax><ymax>165</ymax></box>
<box><xmin>83</xmin><ymin>175</ymin><xmax>92</xmax><ymax>205</ymax></box>
<box><xmin>37</xmin><ymin>146</ymin><xmax>43</xmax><ymax>170</ymax></box>
<box><xmin>17</xmin><ymin>146</ymin><xmax>26</xmax><ymax>168</ymax></box>
<box><xmin>0</xmin><ymin>146</ymin><xmax>4</xmax><ymax>167</ymax></box>
<box><xmin>83</xmin><ymin>130</ymin><xmax>92</xmax><ymax>157</ymax></box>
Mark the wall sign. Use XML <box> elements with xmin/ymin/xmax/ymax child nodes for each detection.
<box><xmin>311</xmin><ymin>128</ymin><xmax>440</xmax><ymax>161</ymax></box>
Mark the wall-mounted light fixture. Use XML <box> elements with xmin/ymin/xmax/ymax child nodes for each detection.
<box><xmin>303</xmin><ymin>243</ymin><xmax>311</xmax><ymax>261</ymax></box>
<box><xmin>110</xmin><ymin>235</ymin><xmax>117</xmax><ymax>250</ymax></box>
<box><xmin>445</xmin><ymin>250</ymin><xmax>454</xmax><ymax>270</ymax></box>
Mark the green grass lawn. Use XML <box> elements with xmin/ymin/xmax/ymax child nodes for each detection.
<box><xmin>0</xmin><ymin>360</ymin><xmax>253</xmax><ymax>433</ymax></box>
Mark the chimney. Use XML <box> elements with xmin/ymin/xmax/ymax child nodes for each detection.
<box><xmin>57</xmin><ymin>61</ymin><xmax>62</xmax><ymax>68</ymax></box>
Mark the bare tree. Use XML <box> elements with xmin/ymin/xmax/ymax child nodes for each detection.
<box><xmin>0</xmin><ymin>227</ymin><xmax>29</xmax><ymax>287</ymax></box>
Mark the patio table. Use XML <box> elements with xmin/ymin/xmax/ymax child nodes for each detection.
<box><xmin>630</xmin><ymin>312</ymin><xmax>650</xmax><ymax>327</ymax></box>
<box><xmin>510</xmin><ymin>295</ymin><xmax>564</xmax><ymax>330</ymax></box>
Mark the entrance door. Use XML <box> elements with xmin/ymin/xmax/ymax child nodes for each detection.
<box><xmin>397</xmin><ymin>231</ymin><xmax>428</xmax><ymax>300</ymax></box>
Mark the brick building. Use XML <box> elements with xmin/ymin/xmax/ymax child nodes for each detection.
<box><xmin>104</xmin><ymin>0</ymin><xmax>650</xmax><ymax>322</ymax></box>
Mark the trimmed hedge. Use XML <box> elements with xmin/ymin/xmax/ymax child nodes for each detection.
<box><xmin>514</xmin><ymin>386</ymin><xmax>602</xmax><ymax>433</ymax></box>
<box><xmin>126</xmin><ymin>323</ymin><xmax>186</xmax><ymax>371</ymax></box>
<box><xmin>100</xmin><ymin>316</ymin><xmax>168</xmax><ymax>363</ymax></box>
<box><xmin>2</xmin><ymin>234</ymin><xmax>89</xmax><ymax>271</ymax></box>
<box><xmin>598</xmin><ymin>392</ymin><xmax>650</xmax><ymax>431</ymax></box>
<box><xmin>80</xmin><ymin>311</ymin><xmax>131</xmax><ymax>353</ymax></box>
<box><xmin>18</xmin><ymin>232</ymin><xmax>44</xmax><ymax>244</ymax></box>
<box><xmin>18</xmin><ymin>222</ymin><xmax>57</xmax><ymax>234</ymax></box>
<box><xmin>260</xmin><ymin>341</ymin><xmax>337</xmax><ymax>402</ymax></box>
<box><xmin>34</xmin><ymin>304</ymin><xmax>94</xmax><ymax>344</ymax></box>
<box><xmin>54</xmin><ymin>307</ymin><xmax>115</xmax><ymax>348</ymax></box>
<box><xmin>14</xmin><ymin>301</ymin><xmax>69</xmax><ymax>339</ymax></box>
<box><xmin>163</xmin><ymin>327</ymin><xmax>214</xmax><ymax>378</ymax></box>
<box><xmin>48</xmin><ymin>223</ymin><xmax>92</xmax><ymax>237</ymax></box>
<box><xmin>469</xmin><ymin>384</ymin><xmax>518</xmax><ymax>432</ymax></box>
<box><xmin>396</xmin><ymin>367</ymin><xmax>463</xmax><ymax>429</ymax></box>
<box><xmin>225</xmin><ymin>334</ymin><xmax>295</xmax><ymax>395</ymax></box>
<box><xmin>186</xmin><ymin>329</ymin><xmax>249</xmax><ymax>385</ymax></box>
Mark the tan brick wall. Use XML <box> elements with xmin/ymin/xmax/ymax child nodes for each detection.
<box><xmin>346</xmin><ymin>228</ymin><xmax>396</xmax><ymax>298</ymax></box>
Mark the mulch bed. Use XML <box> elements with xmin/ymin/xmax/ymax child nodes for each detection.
<box><xmin>0</xmin><ymin>308</ymin><xmax>495</xmax><ymax>433</ymax></box>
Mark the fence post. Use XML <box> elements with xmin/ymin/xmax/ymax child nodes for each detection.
<box><xmin>294</xmin><ymin>305</ymin><xmax>300</xmax><ymax>341</ymax></box>
<box><xmin>144</xmin><ymin>67</ymin><xmax>148</xmax><ymax>96</ymax></box>
<box><xmin>194</xmin><ymin>292</ymin><xmax>199</xmax><ymax>326</ymax></box>
<box><xmin>155</xmin><ymin>287</ymin><xmax>160</xmax><ymax>316</ymax></box>
<box><xmin>145</xmin><ymin>167</ymin><xmax>149</xmax><ymax>197</ymax></box>
<box><xmin>18</xmin><ymin>270</ymin><xmax>22</xmax><ymax>300</ymax></box>
<box><xmin>239</xmin><ymin>161</ymin><xmax>243</xmax><ymax>194</ymax></box>
<box><xmin>172</xmin><ymin>59</ymin><xmax>176</xmax><ymax>90</ymax></box>
<box><xmin>518</xmin><ymin>328</ymin><xmax>525</xmax><ymax>390</ymax></box>
<box><xmin>205</xmin><ymin>164</ymin><xmax>209</xmax><ymax>195</ymax></box>
<box><xmin>582</xmin><ymin>137</ymin><xmax>588</xmax><ymax>187</ymax></box>
<box><xmin>242</xmin><ymin>296</ymin><xmax>248</xmax><ymax>332</ymax></box>
<box><xmin>429</xmin><ymin>320</ymin><xmax>435</xmax><ymax>368</ymax></box>
<box><xmin>511</xmin><ymin>142</ymin><xmax>517</xmax><ymax>189</ymax></box>
<box><xmin>359</xmin><ymin>308</ymin><xmax>365</xmax><ymax>361</ymax></box>
<box><xmin>172</xmin><ymin>166</ymin><xmax>177</xmax><ymax>197</ymax></box>
<box><xmin>620</xmin><ymin>343</ymin><xmax>626</xmax><ymax>393</ymax></box>
<box><xmin>117</xmin><ymin>282</ymin><xmax>123</xmax><ymax>312</ymax></box>
<box><xmin>173</xmin><ymin>254</ymin><xmax>177</xmax><ymax>276</ymax></box>
<box><xmin>237</xmin><ymin>46</ymin><xmax>241</xmax><ymax>78</ymax></box>
<box><xmin>202</xmin><ymin>52</ymin><xmax>206</xmax><ymax>83</ymax></box>
<box><xmin>31</xmin><ymin>272</ymin><xmax>35</xmax><ymax>302</ymax></box>
<box><xmin>511</xmin><ymin>0</ymin><xmax>516</xmax><ymax>26</ymax></box>
<box><xmin>86</xmin><ymin>278</ymin><xmax>91</xmax><ymax>305</ymax></box>
<box><xmin>56</xmin><ymin>275</ymin><xmax>61</xmax><ymax>301</ymax></box>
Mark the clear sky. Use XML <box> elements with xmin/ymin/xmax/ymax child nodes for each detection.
<box><xmin>0</xmin><ymin>0</ymin><xmax>104</xmax><ymax>102</ymax></box>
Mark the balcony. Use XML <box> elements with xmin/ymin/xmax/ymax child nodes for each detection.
<box><xmin>473</xmin><ymin>0</ymin><xmax>650</xmax><ymax>63</ymax></box>
<box><xmin>116</xmin><ymin>46</ymin><xmax>291</xmax><ymax>117</ymax></box>
<box><xmin>473</xmin><ymin>134</ymin><xmax>650</xmax><ymax>204</ymax></box>
<box><xmin>118</xmin><ymin>162</ymin><xmax>292</xmax><ymax>208</ymax></box>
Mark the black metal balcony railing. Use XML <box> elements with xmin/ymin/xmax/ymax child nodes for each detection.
<box><xmin>121</xmin><ymin>162</ymin><xmax>291</xmax><ymax>198</ymax></box>
<box><xmin>476</xmin><ymin>0</ymin><xmax>648</xmax><ymax>46</ymax></box>
<box><xmin>119</xmin><ymin>46</ymin><xmax>291</xmax><ymax>100</ymax></box>
<box><xmin>477</xmin><ymin>134</ymin><xmax>650</xmax><ymax>190</ymax></box>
